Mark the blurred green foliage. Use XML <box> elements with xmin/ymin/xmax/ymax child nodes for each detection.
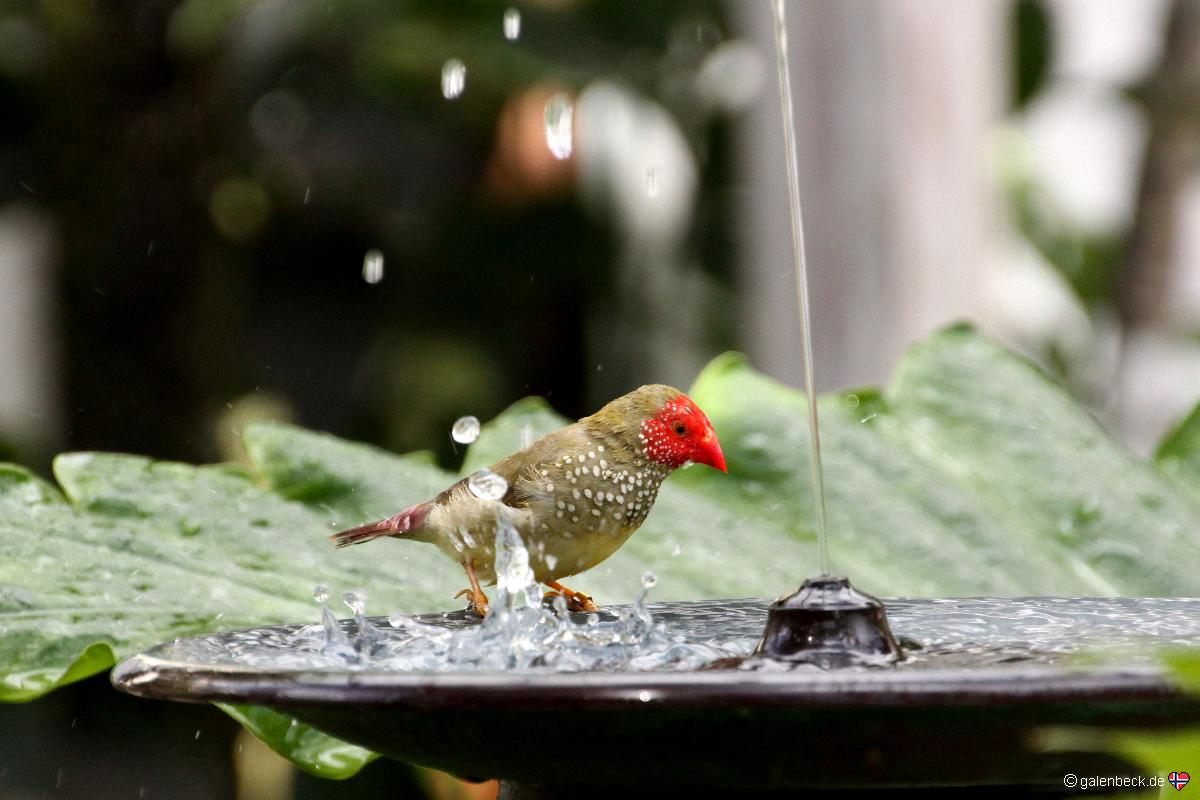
<box><xmin>0</xmin><ymin>0</ymin><xmax>737</xmax><ymax>471</ymax></box>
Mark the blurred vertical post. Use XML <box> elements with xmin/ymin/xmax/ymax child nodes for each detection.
<box><xmin>731</xmin><ymin>0</ymin><xmax>1006</xmax><ymax>391</ymax></box>
<box><xmin>0</xmin><ymin>205</ymin><xmax>62</xmax><ymax>464</ymax></box>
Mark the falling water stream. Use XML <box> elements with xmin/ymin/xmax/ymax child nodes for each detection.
<box><xmin>771</xmin><ymin>0</ymin><xmax>831</xmax><ymax>574</ymax></box>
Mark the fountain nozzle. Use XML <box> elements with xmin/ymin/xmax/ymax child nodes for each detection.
<box><xmin>756</xmin><ymin>575</ymin><xmax>904</xmax><ymax>667</ymax></box>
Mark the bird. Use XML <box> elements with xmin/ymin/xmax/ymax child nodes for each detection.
<box><xmin>330</xmin><ymin>384</ymin><xmax>727</xmax><ymax>616</ymax></box>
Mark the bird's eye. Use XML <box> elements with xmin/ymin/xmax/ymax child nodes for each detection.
<box><xmin>673</xmin><ymin>422</ymin><xmax>687</xmax><ymax>436</ymax></box>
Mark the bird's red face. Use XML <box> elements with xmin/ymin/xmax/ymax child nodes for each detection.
<box><xmin>641</xmin><ymin>395</ymin><xmax>727</xmax><ymax>473</ymax></box>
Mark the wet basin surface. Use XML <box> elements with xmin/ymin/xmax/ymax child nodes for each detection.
<box><xmin>113</xmin><ymin>597</ymin><xmax>1200</xmax><ymax>790</ymax></box>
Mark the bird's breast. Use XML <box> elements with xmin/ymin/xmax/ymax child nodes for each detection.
<box><xmin>519</xmin><ymin>449</ymin><xmax>669</xmax><ymax>579</ymax></box>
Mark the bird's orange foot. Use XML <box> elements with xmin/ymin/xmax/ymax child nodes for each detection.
<box><xmin>458</xmin><ymin>560</ymin><xmax>491</xmax><ymax>617</ymax></box>
<box><xmin>565</xmin><ymin>592</ymin><xmax>599</xmax><ymax>613</ymax></box>
<box><xmin>454</xmin><ymin>587</ymin><xmax>491</xmax><ymax>618</ymax></box>
<box><xmin>544</xmin><ymin>581</ymin><xmax>599</xmax><ymax>613</ymax></box>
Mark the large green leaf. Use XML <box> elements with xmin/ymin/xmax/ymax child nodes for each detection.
<box><xmin>680</xmin><ymin>325</ymin><xmax>1200</xmax><ymax>596</ymax></box>
<box><xmin>4</xmin><ymin>325</ymin><xmax>1200</xmax><ymax>777</ymax></box>
<box><xmin>883</xmin><ymin>326</ymin><xmax>1199</xmax><ymax>595</ymax></box>
<box><xmin>219</xmin><ymin>703</ymin><xmax>378</xmax><ymax>779</ymax></box>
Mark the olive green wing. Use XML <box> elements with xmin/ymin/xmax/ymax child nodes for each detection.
<box><xmin>485</xmin><ymin>425</ymin><xmax>580</xmax><ymax>510</ymax></box>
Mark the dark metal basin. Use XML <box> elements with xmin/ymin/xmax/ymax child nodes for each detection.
<box><xmin>112</xmin><ymin>598</ymin><xmax>1200</xmax><ymax>791</ymax></box>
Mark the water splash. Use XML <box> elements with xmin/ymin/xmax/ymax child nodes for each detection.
<box><xmin>361</xmin><ymin>249</ymin><xmax>384</xmax><ymax>284</ymax></box>
<box><xmin>503</xmin><ymin>8</ymin><xmax>521</xmax><ymax>41</ymax></box>
<box><xmin>342</xmin><ymin>590</ymin><xmax>365</xmax><ymax>616</ymax></box>
<box><xmin>342</xmin><ymin>591</ymin><xmax>377</xmax><ymax>653</ymax></box>
<box><xmin>468</xmin><ymin>469</ymin><xmax>508</xmax><ymax>501</ymax></box>
<box><xmin>192</xmin><ymin>522</ymin><xmax>756</xmax><ymax>673</ymax></box>
<box><xmin>441</xmin><ymin>59</ymin><xmax>466</xmax><ymax>100</ymax></box>
<box><xmin>544</xmin><ymin>93</ymin><xmax>574</xmax><ymax>160</ymax></box>
<box><xmin>451</xmin><ymin>415</ymin><xmax>480</xmax><ymax>444</ymax></box>
<box><xmin>310</xmin><ymin>584</ymin><xmax>353</xmax><ymax>660</ymax></box>
<box><xmin>380</xmin><ymin>523</ymin><xmax>731</xmax><ymax>672</ymax></box>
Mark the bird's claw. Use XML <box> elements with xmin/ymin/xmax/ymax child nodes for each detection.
<box><xmin>544</xmin><ymin>581</ymin><xmax>600</xmax><ymax>613</ymax></box>
<box><xmin>455</xmin><ymin>587</ymin><xmax>490</xmax><ymax>618</ymax></box>
<box><xmin>566</xmin><ymin>592</ymin><xmax>599</xmax><ymax>613</ymax></box>
<box><xmin>543</xmin><ymin>590</ymin><xmax>597</xmax><ymax>613</ymax></box>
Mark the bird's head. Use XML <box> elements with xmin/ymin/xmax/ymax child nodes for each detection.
<box><xmin>596</xmin><ymin>384</ymin><xmax>727</xmax><ymax>473</ymax></box>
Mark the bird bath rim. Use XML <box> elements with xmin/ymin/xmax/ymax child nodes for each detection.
<box><xmin>112</xmin><ymin>596</ymin><xmax>1199</xmax><ymax>710</ymax></box>
<box><xmin>114</xmin><ymin>650</ymin><xmax>1184</xmax><ymax>708</ymax></box>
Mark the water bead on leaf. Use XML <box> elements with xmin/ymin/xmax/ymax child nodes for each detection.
<box><xmin>451</xmin><ymin>415</ymin><xmax>480</xmax><ymax>444</ymax></box>
<box><xmin>468</xmin><ymin>468</ymin><xmax>508</xmax><ymax>501</ymax></box>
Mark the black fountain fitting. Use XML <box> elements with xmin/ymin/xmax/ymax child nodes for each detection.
<box><xmin>755</xmin><ymin>575</ymin><xmax>904</xmax><ymax>667</ymax></box>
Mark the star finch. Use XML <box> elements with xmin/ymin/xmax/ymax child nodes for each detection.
<box><xmin>331</xmin><ymin>385</ymin><xmax>727</xmax><ymax>615</ymax></box>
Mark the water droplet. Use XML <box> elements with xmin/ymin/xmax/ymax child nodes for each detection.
<box><xmin>846</xmin><ymin>393</ymin><xmax>860</xmax><ymax>408</ymax></box>
<box><xmin>503</xmin><ymin>7</ymin><xmax>521</xmax><ymax>40</ymax></box>
<box><xmin>451</xmin><ymin>415</ymin><xmax>480</xmax><ymax>444</ymax></box>
<box><xmin>671</xmin><ymin>544</ymin><xmax>682</xmax><ymax>557</ymax></box>
<box><xmin>638</xmin><ymin>690</ymin><xmax>653</xmax><ymax>702</ymax></box>
<box><xmin>645</xmin><ymin>166</ymin><xmax>660</xmax><ymax>197</ymax></box>
<box><xmin>641</xmin><ymin>571</ymin><xmax>657</xmax><ymax>589</ymax></box>
<box><xmin>441</xmin><ymin>58</ymin><xmax>466</xmax><ymax>99</ymax></box>
<box><xmin>342</xmin><ymin>590</ymin><xmax>365</xmax><ymax>616</ymax></box>
<box><xmin>544</xmin><ymin>93</ymin><xmax>574</xmax><ymax>160</ymax></box>
<box><xmin>468</xmin><ymin>468</ymin><xmax>509</xmax><ymax>501</ymax></box>
<box><xmin>312</xmin><ymin>584</ymin><xmax>329</xmax><ymax>604</ymax></box>
<box><xmin>362</xmin><ymin>249</ymin><xmax>384</xmax><ymax>284</ymax></box>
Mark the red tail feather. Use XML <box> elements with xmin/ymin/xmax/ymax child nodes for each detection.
<box><xmin>330</xmin><ymin>502</ymin><xmax>431</xmax><ymax>548</ymax></box>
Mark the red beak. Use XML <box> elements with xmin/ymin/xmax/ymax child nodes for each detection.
<box><xmin>697</xmin><ymin>427</ymin><xmax>728</xmax><ymax>473</ymax></box>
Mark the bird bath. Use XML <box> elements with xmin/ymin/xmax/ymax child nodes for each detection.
<box><xmin>109</xmin><ymin>4</ymin><xmax>1200</xmax><ymax>794</ymax></box>
<box><xmin>113</xmin><ymin>593</ymin><xmax>1200</xmax><ymax>795</ymax></box>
